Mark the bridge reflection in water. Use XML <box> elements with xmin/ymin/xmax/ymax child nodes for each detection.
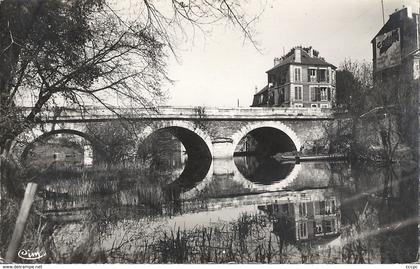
<box><xmin>20</xmin><ymin>129</ymin><xmax>419</xmax><ymax>263</ymax></box>
<box><xmin>34</xmin><ymin>155</ymin><xmax>418</xmax><ymax>263</ymax></box>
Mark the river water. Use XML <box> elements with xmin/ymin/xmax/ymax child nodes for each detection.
<box><xmin>33</xmin><ymin>154</ymin><xmax>419</xmax><ymax>264</ymax></box>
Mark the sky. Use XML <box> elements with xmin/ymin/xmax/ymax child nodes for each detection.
<box><xmin>162</xmin><ymin>0</ymin><xmax>419</xmax><ymax>108</ymax></box>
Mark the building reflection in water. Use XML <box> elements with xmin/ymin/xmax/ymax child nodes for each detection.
<box><xmin>258</xmin><ymin>188</ymin><xmax>341</xmax><ymax>243</ymax></box>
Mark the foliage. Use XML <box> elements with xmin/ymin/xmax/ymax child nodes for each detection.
<box><xmin>0</xmin><ymin>0</ymin><xmax>260</xmax><ymax>154</ymax></box>
<box><xmin>335</xmin><ymin>59</ymin><xmax>373</xmax><ymax>115</ymax></box>
<box><xmin>97</xmin><ymin>213</ymin><xmax>284</xmax><ymax>263</ymax></box>
<box><xmin>85</xmin><ymin>121</ymin><xmax>138</xmax><ymax>164</ymax></box>
<box><xmin>192</xmin><ymin>105</ymin><xmax>207</xmax><ymax>131</ymax></box>
<box><xmin>332</xmin><ymin>58</ymin><xmax>417</xmax><ymax>163</ymax></box>
<box><xmin>0</xmin><ymin>0</ymin><xmax>160</xmax><ymax>152</ymax></box>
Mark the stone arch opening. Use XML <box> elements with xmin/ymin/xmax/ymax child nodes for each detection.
<box><xmin>234</xmin><ymin>127</ymin><xmax>297</xmax><ymax>157</ymax></box>
<box><xmin>138</xmin><ymin>126</ymin><xmax>212</xmax><ymax>194</ymax></box>
<box><xmin>233</xmin><ymin>125</ymin><xmax>300</xmax><ymax>185</ymax></box>
<box><xmin>21</xmin><ymin>129</ymin><xmax>105</xmax><ymax>169</ymax></box>
<box><xmin>231</xmin><ymin>122</ymin><xmax>301</xmax><ymax>158</ymax></box>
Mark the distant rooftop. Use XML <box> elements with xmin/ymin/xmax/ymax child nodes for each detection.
<box><xmin>371</xmin><ymin>6</ymin><xmax>419</xmax><ymax>42</ymax></box>
<box><xmin>254</xmin><ymin>85</ymin><xmax>268</xmax><ymax>96</ymax></box>
<box><xmin>267</xmin><ymin>46</ymin><xmax>336</xmax><ymax>73</ymax></box>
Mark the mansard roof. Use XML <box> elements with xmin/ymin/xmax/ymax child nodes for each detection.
<box><xmin>266</xmin><ymin>49</ymin><xmax>336</xmax><ymax>73</ymax></box>
<box><xmin>253</xmin><ymin>85</ymin><xmax>268</xmax><ymax>96</ymax></box>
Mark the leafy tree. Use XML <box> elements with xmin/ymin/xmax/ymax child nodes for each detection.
<box><xmin>85</xmin><ymin>120</ymin><xmax>138</xmax><ymax>164</ymax></box>
<box><xmin>335</xmin><ymin>59</ymin><xmax>373</xmax><ymax>115</ymax></box>
<box><xmin>334</xmin><ymin>59</ymin><xmax>417</xmax><ymax>163</ymax></box>
<box><xmin>330</xmin><ymin>60</ymin><xmax>373</xmax><ymax>158</ymax></box>
<box><xmin>0</xmin><ymin>0</ymin><xmax>259</xmax><ymax>155</ymax></box>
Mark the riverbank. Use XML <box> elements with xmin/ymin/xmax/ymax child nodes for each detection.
<box><xmin>274</xmin><ymin>153</ymin><xmax>347</xmax><ymax>163</ymax></box>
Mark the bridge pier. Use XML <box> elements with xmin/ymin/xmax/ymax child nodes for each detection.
<box><xmin>211</xmin><ymin>139</ymin><xmax>236</xmax><ymax>175</ymax></box>
<box><xmin>212</xmin><ymin>139</ymin><xmax>235</xmax><ymax>159</ymax></box>
<box><xmin>212</xmin><ymin>158</ymin><xmax>235</xmax><ymax>175</ymax></box>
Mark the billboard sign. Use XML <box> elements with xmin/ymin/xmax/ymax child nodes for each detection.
<box><xmin>375</xmin><ymin>28</ymin><xmax>401</xmax><ymax>70</ymax></box>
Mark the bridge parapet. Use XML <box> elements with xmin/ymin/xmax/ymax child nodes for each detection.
<box><xmin>22</xmin><ymin>106</ymin><xmax>333</xmax><ymax>122</ymax></box>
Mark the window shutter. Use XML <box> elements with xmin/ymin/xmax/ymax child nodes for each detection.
<box><xmin>320</xmin><ymin>201</ymin><xmax>326</xmax><ymax>215</ymax></box>
<box><xmin>307</xmin><ymin>202</ymin><xmax>314</xmax><ymax>216</ymax></box>
<box><xmin>327</xmin><ymin>88</ymin><xmax>331</xmax><ymax>101</ymax></box>
<box><xmin>311</xmin><ymin>88</ymin><xmax>315</xmax><ymax>101</ymax></box>
<box><xmin>314</xmin><ymin>201</ymin><xmax>320</xmax><ymax>215</ymax></box>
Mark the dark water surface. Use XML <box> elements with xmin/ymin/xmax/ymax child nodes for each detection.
<box><xmin>32</xmin><ymin>156</ymin><xmax>419</xmax><ymax>263</ymax></box>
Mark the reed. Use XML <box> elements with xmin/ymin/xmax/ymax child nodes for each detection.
<box><xmin>99</xmin><ymin>213</ymin><xmax>288</xmax><ymax>264</ymax></box>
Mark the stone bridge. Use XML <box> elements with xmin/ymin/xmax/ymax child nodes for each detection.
<box><xmin>12</xmin><ymin>106</ymin><xmax>334</xmax><ymax>199</ymax></box>
<box><xmin>13</xmin><ymin>106</ymin><xmax>333</xmax><ymax>158</ymax></box>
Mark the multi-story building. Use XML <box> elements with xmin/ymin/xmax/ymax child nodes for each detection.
<box><xmin>252</xmin><ymin>46</ymin><xmax>336</xmax><ymax>108</ymax></box>
<box><xmin>372</xmin><ymin>8</ymin><xmax>419</xmax><ymax>262</ymax></box>
<box><xmin>372</xmin><ymin>6</ymin><xmax>419</xmax><ymax>85</ymax></box>
<box><xmin>371</xmin><ymin>6</ymin><xmax>419</xmax><ymax>149</ymax></box>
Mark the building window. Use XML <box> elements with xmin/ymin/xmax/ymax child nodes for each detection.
<box><xmin>294</xmin><ymin>86</ymin><xmax>302</xmax><ymax>100</ymax></box>
<box><xmin>310</xmin><ymin>87</ymin><xmax>320</xmax><ymax>101</ymax></box>
<box><xmin>278</xmin><ymin>88</ymin><xmax>285</xmax><ymax>104</ymax></box>
<box><xmin>318</xmin><ymin>200</ymin><xmax>336</xmax><ymax>215</ymax></box>
<box><xmin>325</xmin><ymin>200</ymin><xmax>335</xmax><ymax>214</ymax></box>
<box><xmin>299</xmin><ymin>202</ymin><xmax>307</xmax><ymax>217</ymax></box>
<box><xmin>309</xmin><ymin>68</ymin><xmax>317</xmax><ymax>82</ymax></box>
<box><xmin>320</xmin><ymin>87</ymin><xmax>328</xmax><ymax>101</ymax></box>
<box><xmin>320</xmin><ymin>104</ymin><xmax>329</xmax><ymax>108</ymax></box>
<box><xmin>299</xmin><ymin>222</ymin><xmax>308</xmax><ymax>239</ymax></box>
<box><xmin>294</xmin><ymin>103</ymin><xmax>303</xmax><ymax>108</ymax></box>
<box><xmin>294</xmin><ymin>67</ymin><xmax>301</xmax><ymax>82</ymax></box>
<box><xmin>315</xmin><ymin>221</ymin><xmax>323</xmax><ymax>235</ymax></box>
<box><xmin>311</xmin><ymin>104</ymin><xmax>318</xmax><ymax>108</ymax></box>
<box><xmin>311</xmin><ymin>87</ymin><xmax>331</xmax><ymax>101</ymax></box>
<box><xmin>318</xmin><ymin>69</ymin><xmax>327</xmax><ymax>82</ymax></box>
<box><xmin>320</xmin><ymin>201</ymin><xmax>326</xmax><ymax>214</ymax></box>
<box><xmin>282</xmin><ymin>204</ymin><xmax>289</xmax><ymax>215</ymax></box>
<box><xmin>323</xmin><ymin>220</ymin><xmax>336</xmax><ymax>234</ymax></box>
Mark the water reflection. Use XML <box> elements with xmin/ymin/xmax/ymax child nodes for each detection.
<box><xmin>234</xmin><ymin>156</ymin><xmax>295</xmax><ymax>185</ymax></box>
<box><xmin>258</xmin><ymin>188</ymin><xmax>341</xmax><ymax>243</ymax></box>
<box><xmin>28</xmin><ymin>158</ymin><xmax>418</xmax><ymax>263</ymax></box>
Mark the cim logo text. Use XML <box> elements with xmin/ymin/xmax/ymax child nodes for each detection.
<box><xmin>17</xmin><ymin>249</ymin><xmax>46</xmax><ymax>260</ymax></box>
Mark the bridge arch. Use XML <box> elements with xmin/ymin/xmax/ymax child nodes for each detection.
<box><xmin>138</xmin><ymin>120</ymin><xmax>213</xmax><ymax>158</ymax></box>
<box><xmin>138</xmin><ymin>121</ymin><xmax>214</xmax><ymax>192</ymax></box>
<box><xmin>230</xmin><ymin>121</ymin><xmax>302</xmax><ymax>157</ymax></box>
<box><xmin>19</xmin><ymin>128</ymin><xmax>106</xmax><ymax>167</ymax></box>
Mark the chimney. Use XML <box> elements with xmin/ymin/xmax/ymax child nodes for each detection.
<box><xmin>406</xmin><ymin>6</ymin><xmax>413</xmax><ymax>18</ymax></box>
<box><xmin>274</xmin><ymin>57</ymin><xmax>281</xmax><ymax>66</ymax></box>
<box><xmin>391</xmin><ymin>6</ymin><xmax>413</xmax><ymax>19</ymax></box>
<box><xmin>308</xmin><ymin>47</ymin><xmax>313</xmax><ymax>57</ymax></box>
<box><xmin>294</xmin><ymin>48</ymin><xmax>301</xmax><ymax>63</ymax></box>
